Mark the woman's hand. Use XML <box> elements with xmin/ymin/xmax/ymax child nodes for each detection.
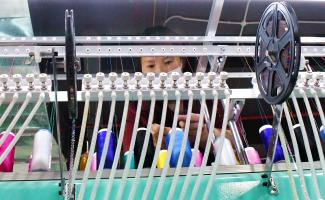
<box><xmin>178</xmin><ymin>114</ymin><xmax>209</xmax><ymax>148</ymax></box>
<box><xmin>178</xmin><ymin>114</ymin><xmax>234</xmax><ymax>149</ymax></box>
<box><xmin>151</xmin><ymin>123</ymin><xmax>170</xmax><ymax>149</ymax></box>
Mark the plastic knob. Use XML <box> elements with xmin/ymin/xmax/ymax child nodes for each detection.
<box><xmin>108</xmin><ymin>72</ymin><xmax>118</xmax><ymax>82</ymax></box>
<box><xmin>96</xmin><ymin>72</ymin><xmax>105</xmax><ymax>82</ymax></box>
<box><xmin>134</xmin><ymin>72</ymin><xmax>143</xmax><ymax>81</ymax></box>
<box><xmin>196</xmin><ymin>72</ymin><xmax>204</xmax><ymax>81</ymax></box>
<box><xmin>13</xmin><ymin>74</ymin><xmax>22</xmax><ymax>83</ymax></box>
<box><xmin>220</xmin><ymin>71</ymin><xmax>228</xmax><ymax>80</ymax></box>
<box><xmin>39</xmin><ymin>73</ymin><xmax>48</xmax><ymax>82</ymax></box>
<box><xmin>121</xmin><ymin>72</ymin><xmax>130</xmax><ymax>81</ymax></box>
<box><xmin>83</xmin><ymin>74</ymin><xmax>92</xmax><ymax>83</ymax></box>
<box><xmin>26</xmin><ymin>74</ymin><xmax>35</xmax><ymax>83</ymax></box>
<box><xmin>184</xmin><ymin>72</ymin><xmax>192</xmax><ymax>81</ymax></box>
<box><xmin>147</xmin><ymin>72</ymin><xmax>155</xmax><ymax>81</ymax></box>
<box><xmin>0</xmin><ymin>74</ymin><xmax>8</xmax><ymax>83</ymax></box>
<box><xmin>171</xmin><ymin>72</ymin><xmax>180</xmax><ymax>81</ymax></box>
<box><xmin>159</xmin><ymin>72</ymin><xmax>168</xmax><ymax>81</ymax></box>
<box><xmin>208</xmin><ymin>72</ymin><xmax>216</xmax><ymax>81</ymax></box>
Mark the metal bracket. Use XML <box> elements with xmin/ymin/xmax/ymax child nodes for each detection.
<box><xmin>225</xmin><ymin>99</ymin><xmax>249</xmax><ymax>164</ymax></box>
<box><xmin>227</xmin><ymin>99</ymin><xmax>245</xmax><ymax>122</ymax></box>
<box><xmin>262</xmin><ymin>175</ymin><xmax>279</xmax><ymax>195</ymax></box>
<box><xmin>65</xmin><ymin>9</ymin><xmax>78</xmax><ymax>120</ymax></box>
<box><xmin>262</xmin><ymin>104</ymin><xmax>283</xmax><ymax>195</ymax></box>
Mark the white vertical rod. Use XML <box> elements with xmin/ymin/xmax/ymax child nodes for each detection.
<box><xmin>0</xmin><ymin>93</ymin><xmax>5</xmax><ymax>106</ymax></box>
<box><xmin>181</xmin><ymin>91</ymin><xmax>218</xmax><ymax>200</ymax></box>
<box><xmin>101</xmin><ymin>91</ymin><xmax>129</xmax><ymax>199</ymax></box>
<box><xmin>278</xmin><ymin>125</ymin><xmax>298</xmax><ymax>200</ymax></box>
<box><xmin>300</xmin><ymin>89</ymin><xmax>325</xmax><ymax>178</ymax></box>
<box><xmin>141</xmin><ymin>91</ymin><xmax>168</xmax><ymax>199</ymax></box>
<box><xmin>201</xmin><ymin>91</ymin><xmax>230</xmax><ymax>200</ymax></box>
<box><xmin>90</xmin><ymin>91</ymin><xmax>117</xmax><ymax>200</ymax></box>
<box><xmin>69</xmin><ymin>92</ymin><xmax>90</xmax><ymax>196</ymax></box>
<box><xmin>154</xmin><ymin>90</ymin><xmax>181</xmax><ymax>200</ymax></box>
<box><xmin>116</xmin><ymin>91</ymin><xmax>143</xmax><ymax>200</ymax></box>
<box><xmin>128</xmin><ymin>91</ymin><xmax>156</xmax><ymax>200</ymax></box>
<box><xmin>283</xmin><ymin>103</ymin><xmax>309</xmax><ymax>199</ymax></box>
<box><xmin>291</xmin><ymin>93</ymin><xmax>321</xmax><ymax>199</ymax></box>
<box><xmin>167</xmin><ymin>90</ymin><xmax>195</xmax><ymax>200</ymax></box>
<box><xmin>0</xmin><ymin>92</ymin><xmax>45</xmax><ymax>164</ymax></box>
<box><xmin>311</xmin><ymin>89</ymin><xmax>325</xmax><ymax>146</ymax></box>
<box><xmin>0</xmin><ymin>92</ymin><xmax>31</xmax><ymax>149</ymax></box>
<box><xmin>0</xmin><ymin>93</ymin><xmax>19</xmax><ymax>146</ymax></box>
<box><xmin>77</xmin><ymin>91</ymin><xmax>104</xmax><ymax>200</ymax></box>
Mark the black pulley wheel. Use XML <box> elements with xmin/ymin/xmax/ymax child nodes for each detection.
<box><xmin>255</xmin><ymin>2</ymin><xmax>300</xmax><ymax>105</ymax></box>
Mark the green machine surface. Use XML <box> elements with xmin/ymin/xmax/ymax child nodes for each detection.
<box><xmin>0</xmin><ymin>170</ymin><xmax>324</xmax><ymax>200</ymax></box>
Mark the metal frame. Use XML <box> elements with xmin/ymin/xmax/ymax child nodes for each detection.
<box><xmin>0</xmin><ymin>45</ymin><xmax>324</xmax><ymax>58</ymax></box>
<box><xmin>0</xmin><ymin>162</ymin><xmax>322</xmax><ymax>181</ymax></box>
<box><xmin>0</xmin><ymin>36</ymin><xmax>324</xmax><ymax>45</ymax></box>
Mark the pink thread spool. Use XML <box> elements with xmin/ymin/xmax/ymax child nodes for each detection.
<box><xmin>28</xmin><ymin>155</ymin><xmax>32</xmax><ymax>172</ymax></box>
<box><xmin>0</xmin><ymin>132</ymin><xmax>15</xmax><ymax>172</ymax></box>
<box><xmin>191</xmin><ymin>149</ymin><xmax>203</xmax><ymax>167</ymax></box>
<box><xmin>91</xmin><ymin>153</ymin><xmax>97</xmax><ymax>171</ymax></box>
<box><xmin>245</xmin><ymin>147</ymin><xmax>262</xmax><ymax>164</ymax></box>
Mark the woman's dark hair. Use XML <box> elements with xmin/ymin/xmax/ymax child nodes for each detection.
<box><xmin>135</xmin><ymin>26</ymin><xmax>197</xmax><ymax>73</ymax></box>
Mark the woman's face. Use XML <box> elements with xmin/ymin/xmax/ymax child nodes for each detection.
<box><xmin>141</xmin><ymin>56</ymin><xmax>182</xmax><ymax>73</ymax></box>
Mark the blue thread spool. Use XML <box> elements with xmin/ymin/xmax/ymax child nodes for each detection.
<box><xmin>123</xmin><ymin>151</ymin><xmax>135</xmax><ymax>169</ymax></box>
<box><xmin>96</xmin><ymin>129</ymin><xmax>115</xmax><ymax>169</ymax></box>
<box><xmin>259</xmin><ymin>125</ymin><xmax>284</xmax><ymax>163</ymax></box>
<box><xmin>165</xmin><ymin>128</ymin><xmax>192</xmax><ymax>167</ymax></box>
<box><xmin>320</xmin><ymin>126</ymin><xmax>325</xmax><ymax>143</ymax></box>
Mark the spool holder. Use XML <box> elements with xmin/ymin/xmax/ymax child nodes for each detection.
<box><xmin>254</xmin><ymin>2</ymin><xmax>301</xmax><ymax>195</ymax></box>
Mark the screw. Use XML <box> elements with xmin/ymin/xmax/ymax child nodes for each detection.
<box><xmin>134</xmin><ymin>72</ymin><xmax>143</xmax><ymax>89</ymax></box>
<box><xmin>220</xmin><ymin>71</ymin><xmax>228</xmax><ymax>88</ymax></box>
<box><xmin>26</xmin><ymin>74</ymin><xmax>35</xmax><ymax>90</ymax></box>
<box><xmin>196</xmin><ymin>72</ymin><xmax>204</xmax><ymax>88</ymax></box>
<box><xmin>208</xmin><ymin>72</ymin><xmax>216</xmax><ymax>88</ymax></box>
<box><xmin>13</xmin><ymin>74</ymin><xmax>22</xmax><ymax>90</ymax></box>
<box><xmin>83</xmin><ymin>74</ymin><xmax>92</xmax><ymax>89</ymax></box>
<box><xmin>109</xmin><ymin>72</ymin><xmax>117</xmax><ymax>89</ymax></box>
<box><xmin>159</xmin><ymin>72</ymin><xmax>167</xmax><ymax>88</ymax></box>
<box><xmin>121</xmin><ymin>72</ymin><xmax>130</xmax><ymax>89</ymax></box>
<box><xmin>304</xmin><ymin>72</ymin><xmax>312</xmax><ymax>87</ymax></box>
<box><xmin>147</xmin><ymin>72</ymin><xmax>155</xmax><ymax>89</ymax></box>
<box><xmin>171</xmin><ymin>72</ymin><xmax>180</xmax><ymax>88</ymax></box>
<box><xmin>0</xmin><ymin>74</ymin><xmax>9</xmax><ymax>91</ymax></box>
<box><xmin>314</xmin><ymin>73</ymin><xmax>323</xmax><ymax>87</ymax></box>
<box><xmin>96</xmin><ymin>72</ymin><xmax>105</xmax><ymax>89</ymax></box>
<box><xmin>184</xmin><ymin>72</ymin><xmax>192</xmax><ymax>88</ymax></box>
<box><xmin>39</xmin><ymin>73</ymin><xmax>48</xmax><ymax>90</ymax></box>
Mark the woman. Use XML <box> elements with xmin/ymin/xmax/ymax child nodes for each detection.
<box><xmin>122</xmin><ymin>26</ymin><xmax>233</xmax><ymax>157</ymax></box>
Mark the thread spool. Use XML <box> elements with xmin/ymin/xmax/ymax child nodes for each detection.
<box><xmin>320</xmin><ymin>126</ymin><xmax>325</xmax><ymax>143</ymax></box>
<box><xmin>134</xmin><ymin>128</ymin><xmax>155</xmax><ymax>168</ymax></box>
<box><xmin>30</xmin><ymin>129</ymin><xmax>52</xmax><ymax>171</ymax></box>
<box><xmin>165</xmin><ymin>128</ymin><xmax>192</xmax><ymax>167</ymax></box>
<box><xmin>293</xmin><ymin>124</ymin><xmax>319</xmax><ymax>161</ymax></box>
<box><xmin>96</xmin><ymin>129</ymin><xmax>115</xmax><ymax>169</ymax></box>
<box><xmin>123</xmin><ymin>151</ymin><xmax>135</xmax><ymax>169</ymax></box>
<box><xmin>157</xmin><ymin>150</ymin><xmax>168</xmax><ymax>169</ymax></box>
<box><xmin>245</xmin><ymin>147</ymin><xmax>262</xmax><ymax>164</ymax></box>
<box><xmin>191</xmin><ymin>149</ymin><xmax>203</xmax><ymax>167</ymax></box>
<box><xmin>0</xmin><ymin>132</ymin><xmax>15</xmax><ymax>172</ymax></box>
<box><xmin>259</xmin><ymin>125</ymin><xmax>284</xmax><ymax>163</ymax></box>
<box><xmin>213</xmin><ymin>137</ymin><xmax>237</xmax><ymax>165</ymax></box>
<box><xmin>28</xmin><ymin>155</ymin><xmax>32</xmax><ymax>172</ymax></box>
<box><xmin>91</xmin><ymin>153</ymin><xmax>97</xmax><ymax>171</ymax></box>
<box><xmin>79</xmin><ymin>152</ymin><xmax>88</xmax><ymax>171</ymax></box>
